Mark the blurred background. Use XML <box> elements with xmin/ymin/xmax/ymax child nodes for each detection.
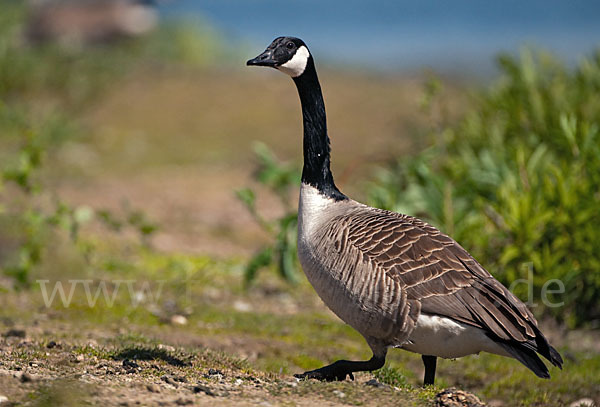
<box><xmin>0</xmin><ymin>1</ymin><xmax>599</xmax><ymax>405</ymax></box>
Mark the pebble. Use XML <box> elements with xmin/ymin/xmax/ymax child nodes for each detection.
<box><xmin>175</xmin><ymin>398</ymin><xmax>193</xmax><ymax>406</ymax></box>
<box><xmin>365</xmin><ymin>378</ymin><xmax>385</xmax><ymax>388</ymax></box>
<box><xmin>170</xmin><ymin>315</ymin><xmax>188</xmax><ymax>326</ymax></box>
<box><xmin>146</xmin><ymin>384</ymin><xmax>160</xmax><ymax>393</ymax></box>
<box><xmin>0</xmin><ymin>395</ymin><xmax>8</xmax><ymax>404</ymax></box>
<box><xmin>20</xmin><ymin>372</ymin><xmax>34</xmax><ymax>383</ymax></box>
<box><xmin>434</xmin><ymin>388</ymin><xmax>486</xmax><ymax>407</ymax></box>
<box><xmin>207</xmin><ymin>368</ymin><xmax>223</xmax><ymax>376</ymax></box>
<box><xmin>161</xmin><ymin>375</ymin><xmax>179</xmax><ymax>388</ymax></box>
<box><xmin>157</xmin><ymin>344</ymin><xmax>175</xmax><ymax>352</ymax></box>
<box><xmin>569</xmin><ymin>399</ymin><xmax>596</xmax><ymax>407</ymax></box>
<box><xmin>193</xmin><ymin>384</ymin><xmax>216</xmax><ymax>396</ymax></box>
<box><xmin>46</xmin><ymin>341</ymin><xmax>57</xmax><ymax>349</ymax></box>
<box><xmin>333</xmin><ymin>390</ymin><xmax>346</xmax><ymax>398</ymax></box>
<box><xmin>233</xmin><ymin>300</ymin><xmax>253</xmax><ymax>313</ymax></box>
<box><xmin>123</xmin><ymin>359</ymin><xmax>140</xmax><ymax>370</ymax></box>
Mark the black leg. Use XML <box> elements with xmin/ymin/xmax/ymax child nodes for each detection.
<box><xmin>294</xmin><ymin>354</ymin><xmax>386</xmax><ymax>382</ymax></box>
<box><xmin>422</xmin><ymin>355</ymin><xmax>437</xmax><ymax>386</ymax></box>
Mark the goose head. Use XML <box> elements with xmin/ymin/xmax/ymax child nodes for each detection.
<box><xmin>247</xmin><ymin>36</ymin><xmax>311</xmax><ymax>78</ymax></box>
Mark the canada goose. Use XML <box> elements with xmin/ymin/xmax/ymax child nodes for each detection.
<box><xmin>247</xmin><ymin>37</ymin><xmax>563</xmax><ymax>386</ymax></box>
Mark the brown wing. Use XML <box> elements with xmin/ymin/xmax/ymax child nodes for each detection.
<box><xmin>335</xmin><ymin>206</ymin><xmax>538</xmax><ymax>343</ymax></box>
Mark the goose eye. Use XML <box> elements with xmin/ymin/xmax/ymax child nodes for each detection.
<box><xmin>286</xmin><ymin>42</ymin><xmax>294</xmax><ymax>49</ymax></box>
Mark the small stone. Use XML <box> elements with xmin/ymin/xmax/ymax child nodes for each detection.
<box><xmin>161</xmin><ymin>375</ymin><xmax>178</xmax><ymax>388</ymax></box>
<box><xmin>20</xmin><ymin>372</ymin><xmax>34</xmax><ymax>383</ymax></box>
<box><xmin>233</xmin><ymin>300</ymin><xmax>253</xmax><ymax>313</ymax></box>
<box><xmin>175</xmin><ymin>398</ymin><xmax>193</xmax><ymax>406</ymax></box>
<box><xmin>146</xmin><ymin>384</ymin><xmax>160</xmax><ymax>393</ymax></box>
<box><xmin>46</xmin><ymin>341</ymin><xmax>57</xmax><ymax>349</ymax></box>
<box><xmin>333</xmin><ymin>390</ymin><xmax>346</xmax><ymax>398</ymax></box>
<box><xmin>569</xmin><ymin>399</ymin><xmax>596</xmax><ymax>407</ymax></box>
<box><xmin>170</xmin><ymin>315</ymin><xmax>188</xmax><ymax>326</ymax></box>
<box><xmin>435</xmin><ymin>388</ymin><xmax>486</xmax><ymax>407</ymax></box>
<box><xmin>207</xmin><ymin>368</ymin><xmax>223</xmax><ymax>376</ymax></box>
<box><xmin>365</xmin><ymin>378</ymin><xmax>384</xmax><ymax>388</ymax></box>
<box><xmin>157</xmin><ymin>344</ymin><xmax>175</xmax><ymax>352</ymax></box>
<box><xmin>74</xmin><ymin>354</ymin><xmax>85</xmax><ymax>363</ymax></box>
<box><xmin>0</xmin><ymin>395</ymin><xmax>9</xmax><ymax>404</ymax></box>
<box><xmin>123</xmin><ymin>359</ymin><xmax>140</xmax><ymax>369</ymax></box>
<box><xmin>193</xmin><ymin>384</ymin><xmax>216</xmax><ymax>396</ymax></box>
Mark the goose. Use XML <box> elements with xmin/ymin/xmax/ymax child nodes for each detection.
<box><xmin>246</xmin><ymin>36</ymin><xmax>563</xmax><ymax>386</ymax></box>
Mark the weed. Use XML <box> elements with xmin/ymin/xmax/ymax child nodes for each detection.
<box><xmin>236</xmin><ymin>142</ymin><xmax>301</xmax><ymax>285</ymax></box>
<box><xmin>368</xmin><ymin>49</ymin><xmax>600</xmax><ymax>327</ymax></box>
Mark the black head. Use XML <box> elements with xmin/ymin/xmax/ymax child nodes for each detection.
<box><xmin>247</xmin><ymin>37</ymin><xmax>311</xmax><ymax>77</ymax></box>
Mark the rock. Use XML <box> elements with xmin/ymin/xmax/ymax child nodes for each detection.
<box><xmin>192</xmin><ymin>384</ymin><xmax>216</xmax><ymax>396</ymax></box>
<box><xmin>20</xmin><ymin>372</ymin><xmax>34</xmax><ymax>383</ymax></box>
<box><xmin>161</xmin><ymin>375</ymin><xmax>179</xmax><ymax>388</ymax></box>
<box><xmin>146</xmin><ymin>384</ymin><xmax>160</xmax><ymax>393</ymax></box>
<box><xmin>233</xmin><ymin>300</ymin><xmax>253</xmax><ymax>312</ymax></box>
<box><xmin>175</xmin><ymin>398</ymin><xmax>193</xmax><ymax>406</ymax></box>
<box><xmin>170</xmin><ymin>315</ymin><xmax>188</xmax><ymax>326</ymax></box>
<box><xmin>365</xmin><ymin>378</ymin><xmax>385</xmax><ymax>388</ymax></box>
<box><xmin>0</xmin><ymin>395</ymin><xmax>9</xmax><ymax>404</ymax></box>
<box><xmin>207</xmin><ymin>368</ymin><xmax>223</xmax><ymax>377</ymax></box>
<box><xmin>3</xmin><ymin>329</ymin><xmax>26</xmax><ymax>338</ymax></box>
<box><xmin>333</xmin><ymin>390</ymin><xmax>346</xmax><ymax>398</ymax></box>
<box><xmin>435</xmin><ymin>388</ymin><xmax>486</xmax><ymax>407</ymax></box>
<box><xmin>123</xmin><ymin>359</ymin><xmax>140</xmax><ymax>370</ymax></box>
<box><xmin>46</xmin><ymin>341</ymin><xmax>57</xmax><ymax>349</ymax></box>
<box><xmin>569</xmin><ymin>399</ymin><xmax>596</xmax><ymax>407</ymax></box>
<box><xmin>157</xmin><ymin>344</ymin><xmax>175</xmax><ymax>352</ymax></box>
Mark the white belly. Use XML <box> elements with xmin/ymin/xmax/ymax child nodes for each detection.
<box><xmin>401</xmin><ymin>314</ymin><xmax>511</xmax><ymax>359</ymax></box>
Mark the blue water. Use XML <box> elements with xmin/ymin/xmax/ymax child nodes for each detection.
<box><xmin>159</xmin><ymin>0</ymin><xmax>600</xmax><ymax>74</ymax></box>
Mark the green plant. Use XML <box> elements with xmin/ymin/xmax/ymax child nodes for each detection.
<box><xmin>0</xmin><ymin>125</ymin><xmax>94</xmax><ymax>287</ymax></box>
<box><xmin>373</xmin><ymin>365</ymin><xmax>412</xmax><ymax>389</ymax></box>
<box><xmin>236</xmin><ymin>142</ymin><xmax>301</xmax><ymax>285</ymax></box>
<box><xmin>368</xmin><ymin>49</ymin><xmax>600</xmax><ymax>327</ymax></box>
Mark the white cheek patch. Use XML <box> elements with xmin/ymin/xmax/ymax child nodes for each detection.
<box><xmin>277</xmin><ymin>46</ymin><xmax>310</xmax><ymax>77</ymax></box>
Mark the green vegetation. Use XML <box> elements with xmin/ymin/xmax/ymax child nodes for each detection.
<box><xmin>236</xmin><ymin>142</ymin><xmax>301</xmax><ymax>285</ymax></box>
<box><xmin>368</xmin><ymin>49</ymin><xmax>600</xmax><ymax>327</ymax></box>
<box><xmin>0</xmin><ymin>1</ymin><xmax>212</xmax><ymax>288</ymax></box>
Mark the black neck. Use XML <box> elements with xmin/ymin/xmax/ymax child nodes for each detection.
<box><xmin>292</xmin><ymin>57</ymin><xmax>346</xmax><ymax>200</ymax></box>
